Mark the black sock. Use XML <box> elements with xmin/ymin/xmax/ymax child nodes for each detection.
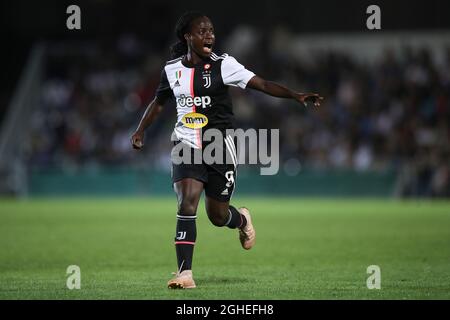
<box><xmin>175</xmin><ymin>214</ymin><xmax>197</xmax><ymax>272</ymax></box>
<box><xmin>226</xmin><ymin>206</ymin><xmax>247</xmax><ymax>229</ymax></box>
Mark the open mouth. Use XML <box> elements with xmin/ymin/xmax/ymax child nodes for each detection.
<box><xmin>203</xmin><ymin>43</ymin><xmax>213</xmax><ymax>53</ymax></box>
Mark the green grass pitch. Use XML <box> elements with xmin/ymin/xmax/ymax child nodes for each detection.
<box><xmin>0</xmin><ymin>197</ymin><xmax>449</xmax><ymax>299</ymax></box>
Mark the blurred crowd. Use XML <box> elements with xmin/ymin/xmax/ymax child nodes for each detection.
<box><xmin>26</xmin><ymin>29</ymin><xmax>450</xmax><ymax>197</ymax></box>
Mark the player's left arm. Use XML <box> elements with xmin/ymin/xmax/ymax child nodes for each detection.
<box><xmin>246</xmin><ymin>75</ymin><xmax>323</xmax><ymax>107</ymax></box>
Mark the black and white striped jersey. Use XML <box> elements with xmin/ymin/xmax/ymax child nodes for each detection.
<box><xmin>155</xmin><ymin>52</ymin><xmax>255</xmax><ymax>149</ymax></box>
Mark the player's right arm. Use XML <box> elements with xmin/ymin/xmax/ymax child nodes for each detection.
<box><xmin>131</xmin><ymin>67</ymin><xmax>173</xmax><ymax>150</ymax></box>
<box><xmin>131</xmin><ymin>96</ymin><xmax>166</xmax><ymax>150</ymax></box>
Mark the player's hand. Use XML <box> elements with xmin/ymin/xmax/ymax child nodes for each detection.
<box><xmin>131</xmin><ymin>130</ymin><xmax>144</xmax><ymax>150</ymax></box>
<box><xmin>295</xmin><ymin>93</ymin><xmax>323</xmax><ymax>107</ymax></box>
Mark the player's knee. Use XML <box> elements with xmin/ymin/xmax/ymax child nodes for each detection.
<box><xmin>178</xmin><ymin>197</ymin><xmax>198</xmax><ymax>216</ymax></box>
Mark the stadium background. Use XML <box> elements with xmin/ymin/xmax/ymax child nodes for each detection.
<box><xmin>0</xmin><ymin>0</ymin><xmax>449</xmax><ymax>299</ymax></box>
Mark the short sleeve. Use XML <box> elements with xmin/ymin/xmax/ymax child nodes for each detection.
<box><xmin>155</xmin><ymin>68</ymin><xmax>173</xmax><ymax>101</ymax></box>
<box><xmin>221</xmin><ymin>56</ymin><xmax>255</xmax><ymax>89</ymax></box>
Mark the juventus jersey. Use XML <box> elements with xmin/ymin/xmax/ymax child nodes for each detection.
<box><xmin>155</xmin><ymin>52</ymin><xmax>255</xmax><ymax>149</ymax></box>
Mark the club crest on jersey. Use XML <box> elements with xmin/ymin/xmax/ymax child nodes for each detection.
<box><xmin>181</xmin><ymin>112</ymin><xmax>208</xmax><ymax>129</ymax></box>
<box><xmin>203</xmin><ymin>72</ymin><xmax>211</xmax><ymax>88</ymax></box>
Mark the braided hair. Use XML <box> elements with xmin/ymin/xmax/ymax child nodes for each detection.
<box><xmin>170</xmin><ymin>11</ymin><xmax>206</xmax><ymax>59</ymax></box>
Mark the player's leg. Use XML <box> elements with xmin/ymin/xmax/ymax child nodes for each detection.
<box><xmin>204</xmin><ymin>135</ymin><xmax>256</xmax><ymax>249</ymax></box>
<box><xmin>205</xmin><ymin>195</ymin><xmax>255</xmax><ymax>250</ymax></box>
<box><xmin>205</xmin><ymin>196</ymin><xmax>242</xmax><ymax>227</ymax></box>
<box><xmin>204</xmin><ymin>133</ymin><xmax>255</xmax><ymax>249</ymax></box>
<box><xmin>168</xmin><ymin>178</ymin><xmax>204</xmax><ymax>289</ymax></box>
<box><xmin>168</xmin><ymin>140</ymin><xmax>208</xmax><ymax>288</ymax></box>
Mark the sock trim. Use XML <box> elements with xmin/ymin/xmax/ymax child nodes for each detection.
<box><xmin>177</xmin><ymin>214</ymin><xmax>197</xmax><ymax>219</ymax></box>
<box><xmin>225</xmin><ymin>209</ymin><xmax>233</xmax><ymax>226</ymax></box>
<box><xmin>175</xmin><ymin>241</ymin><xmax>196</xmax><ymax>245</ymax></box>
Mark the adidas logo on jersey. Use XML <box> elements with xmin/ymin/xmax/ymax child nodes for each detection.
<box><xmin>221</xmin><ymin>188</ymin><xmax>229</xmax><ymax>195</ymax></box>
<box><xmin>174</xmin><ymin>80</ymin><xmax>180</xmax><ymax>87</ymax></box>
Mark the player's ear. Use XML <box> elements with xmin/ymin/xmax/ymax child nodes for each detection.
<box><xmin>184</xmin><ymin>33</ymin><xmax>190</xmax><ymax>42</ymax></box>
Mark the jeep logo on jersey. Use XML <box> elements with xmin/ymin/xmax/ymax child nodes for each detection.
<box><xmin>177</xmin><ymin>95</ymin><xmax>212</xmax><ymax>108</ymax></box>
<box><xmin>181</xmin><ymin>112</ymin><xmax>208</xmax><ymax>129</ymax></box>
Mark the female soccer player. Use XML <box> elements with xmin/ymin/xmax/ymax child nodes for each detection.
<box><xmin>131</xmin><ymin>11</ymin><xmax>323</xmax><ymax>289</ymax></box>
